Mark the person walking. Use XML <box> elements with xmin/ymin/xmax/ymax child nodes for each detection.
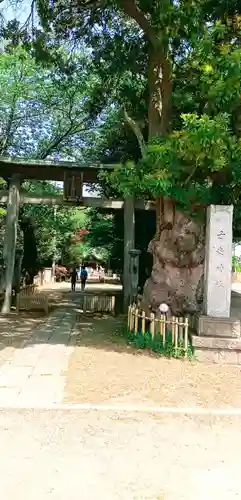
<box><xmin>71</xmin><ymin>266</ymin><xmax>78</xmax><ymax>291</ymax></box>
<box><xmin>80</xmin><ymin>264</ymin><xmax>88</xmax><ymax>290</ymax></box>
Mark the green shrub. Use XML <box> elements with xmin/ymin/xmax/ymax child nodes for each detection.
<box><xmin>124</xmin><ymin>327</ymin><xmax>193</xmax><ymax>360</ymax></box>
<box><xmin>232</xmin><ymin>256</ymin><xmax>241</xmax><ymax>273</ymax></box>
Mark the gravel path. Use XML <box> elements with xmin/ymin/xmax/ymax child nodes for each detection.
<box><xmin>1</xmin><ymin>409</ymin><xmax>241</xmax><ymax>500</ymax></box>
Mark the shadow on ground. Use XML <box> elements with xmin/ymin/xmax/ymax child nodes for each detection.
<box><xmin>1</xmin><ymin>285</ymin><xmax>241</xmax><ymax>410</ymax></box>
<box><xmin>1</xmin><ymin>287</ymin><xmax>241</xmax><ymax>359</ymax></box>
<box><xmin>0</xmin><ymin>288</ymin><xmax>72</xmax><ymax>351</ymax></box>
<box><xmin>0</xmin><ymin>286</ymin><xmax>126</xmax><ymax>355</ymax></box>
<box><xmin>73</xmin><ymin>313</ymin><xmax>153</xmax><ymax>358</ymax></box>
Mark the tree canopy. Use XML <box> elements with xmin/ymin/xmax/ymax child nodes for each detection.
<box><xmin>0</xmin><ymin>46</ymin><xmax>101</xmax><ymax>159</ymax></box>
<box><xmin>0</xmin><ymin>44</ymin><xmax>120</xmax><ymax>277</ymax></box>
<box><xmin>28</xmin><ymin>0</ymin><xmax>241</xmax><ymax>217</ymax></box>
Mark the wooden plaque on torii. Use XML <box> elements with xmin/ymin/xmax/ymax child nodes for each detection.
<box><xmin>64</xmin><ymin>171</ymin><xmax>83</xmax><ymax>202</ymax></box>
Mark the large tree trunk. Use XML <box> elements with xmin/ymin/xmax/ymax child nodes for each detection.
<box><xmin>117</xmin><ymin>0</ymin><xmax>206</xmax><ymax>315</ymax></box>
<box><xmin>148</xmin><ymin>48</ymin><xmax>172</xmax><ymax>138</ymax></box>
<box><xmin>142</xmin><ymin>48</ymin><xmax>205</xmax><ymax>315</ymax></box>
<box><xmin>142</xmin><ymin>199</ymin><xmax>205</xmax><ymax>315</ymax></box>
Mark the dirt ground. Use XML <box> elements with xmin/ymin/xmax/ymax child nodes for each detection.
<box><xmin>2</xmin><ymin>409</ymin><xmax>241</xmax><ymax>500</ymax></box>
<box><xmin>65</xmin><ymin>313</ymin><xmax>241</xmax><ymax>408</ymax></box>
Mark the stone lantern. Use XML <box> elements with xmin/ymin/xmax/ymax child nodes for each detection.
<box><xmin>129</xmin><ymin>249</ymin><xmax>141</xmax><ymax>304</ymax></box>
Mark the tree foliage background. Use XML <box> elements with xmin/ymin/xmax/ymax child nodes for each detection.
<box><xmin>1</xmin><ymin>0</ymin><xmax>241</xmax><ymax>288</ymax></box>
<box><xmin>32</xmin><ymin>0</ymin><xmax>241</xmax><ymax>219</ymax></box>
<box><xmin>0</xmin><ymin>32</ymin><xmax>124</xmax><ymax>276</ymax></box>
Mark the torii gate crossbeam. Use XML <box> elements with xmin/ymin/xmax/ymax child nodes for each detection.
<box><xmin>0</xmin><ymin>156</ymin><xmax>155</xmax><ymax>313</ymax></box>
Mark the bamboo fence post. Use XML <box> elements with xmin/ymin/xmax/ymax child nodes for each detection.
<box><xmin>159</xmin><ymin>315</ymin><xmax>163</xmax><ymax>336</ymax></box>
<box><xmin>179</xmin><ymin>317</ymin><xmax>184</xmax><ymax>342</ymax></box>
<box><xmin>111</xmin><ymin>295</ymin><xmax>115</xmax><ymax>313</ymax></box>
<box><xmin>132</xmin><ymin>306</ymin><xmax>136</xmax><ymax>331</ymax></box>
<box><xmin>174</xmin><ymin>317</ymin><xmax>178</xmax><ymax>353</ymax></box>
<box><xmin>171</xmin><ymin>316</ymin><xmax>175</xmax><ymax>343</ymax></box>
<box><xmin>159</xmin><ymin>314</ymin><xmax>166</xmax><ymax>345</ymax></box>
<box><xmin>187</xmin><ymin>314</ymin><xmax>191</xmax><ymax>330</ymax></box>
<box><xmin>163</xmin><ymin>314</ymin><xmax>166</xmax><ymax>345</ymax></box>
<box><xmin>141</xmin><ymin>310</ymin><xmax>146</xmax><ymax>333</ymax></box>
<box><xmin>184</xmin><ymin>316</ymin><xmax>189</xmax><ymax>357</ymax></box>
<box><xmin>129</xmin><ymin>306</ymin><xmax>134</xmax><ymax>331</ymax></box>
<box><xmin>127</xmin><ymin>305</ymin><xmax>131</xmax><ymax>329</ymax></box>
<box><xmin>134</xmin><ymin>307</ymin><xmax>139</xmax><ymax>333</ymax></box>
<box><xmin>130</xmin><ymin>305</ymin><xmax>133</xmax><ymax>330</ymax></box>
<box><xmin>150</xmin><ymin>312</ymin><xmax>155</xmax><ymax>337</ymax></box>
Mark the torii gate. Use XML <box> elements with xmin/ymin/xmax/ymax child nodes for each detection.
<box><xmin>0</xmin><ymin>156</ymin><xmax>155</xmax><ymax>313</ymax></box>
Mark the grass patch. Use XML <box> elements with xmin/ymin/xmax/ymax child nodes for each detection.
<box><xmin>125</xmin><ymin>328</ymin><xmax>193</xmax><ymax>360</ymax></box>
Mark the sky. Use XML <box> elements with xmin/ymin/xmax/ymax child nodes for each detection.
<box><xmin>1</xmin><ymin>0</ymin><xmax>31</xmax><ymax>23</ymax></box>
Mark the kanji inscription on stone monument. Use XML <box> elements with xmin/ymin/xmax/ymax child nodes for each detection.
<box><xmin>204</xmin><ymin>205</ymin><xmax>233</xmax><ymax>318</ymax></box>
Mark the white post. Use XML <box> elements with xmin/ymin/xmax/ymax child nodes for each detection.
<box><xmin>123</xmin><ymin>196</ymin><xmax>135</xmax><ymax>310</ymax></box>
<box><xmin>204</xmin><ymin>205</ymin><xmax>233</xmax><ymax>318</ymax></box>
<box><xmin>2</xmin><ymin>174</ymin><xmax>20</xmax><ymax>314</ymax></box>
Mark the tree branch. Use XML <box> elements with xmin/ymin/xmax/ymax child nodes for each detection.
<box><xmin>183</xmin><ymin>162</ymin><xmax>199</xmax><ymax>186</ymax></box>
<box><xmin>36</xmin><ymin>125</ymin><xmax>74</xmax><ymax>159</ymax></box>
<box><xmin>0</xmin><ymin>95</ymin><xmax>18</xmax><ymax>155</ymax></box>
<box><xmin>77</xmin><ymin>0</ymin><xmax>156</xmax><ymax>44</ymax></box>
<box><xmin>76</xmin><ymin>0</ymin><xmax>106</xmax><ymax>10</ymax></box>
<box><xmin>117</xmin><ymin>0</ymin><xmax>156</xmax><ymax>46</ymax></box>
<box><xmin>36</xmin><ymin>122</ymin><xmax>87</xmax><ymax>159</ymax></box>
<box><xmin>123</xmin><ymin>106</ymin><xmax>146</xmax><ymax>158</ymax></box>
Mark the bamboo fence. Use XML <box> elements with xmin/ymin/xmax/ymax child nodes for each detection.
<box><xmin>82</xmin><ymin>294</ymin><xmax>116</xmax><ymax>313</ymax></box>
<box><xmin>127</xmin><ymin>304</ymin><xmax>189</xmax><ymax>357</ymax></box>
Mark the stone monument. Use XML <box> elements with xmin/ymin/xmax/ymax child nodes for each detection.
<box><xmin>193</xmin><ymin>205</ymin><xmax>241</xmax><ymax>364</ymax></box>
<box><xmin>203</xmin><ymin>205</ymin><xmax>233</xmax><ymax>318</ymax></box>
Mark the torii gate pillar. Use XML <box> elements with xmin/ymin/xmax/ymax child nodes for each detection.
<box><xmin>1</xmin><ymin>174</ymin><xmax>20</xmax><ymax>314</ymax></box>
<box><xmin>123</xmin><ymin>196</ymin><xmax>135</xmax><ymax>311</ymax></box>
